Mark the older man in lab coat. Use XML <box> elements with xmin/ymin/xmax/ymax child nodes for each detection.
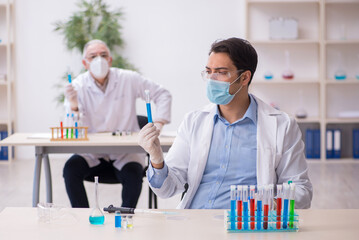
<box><xmin>63</xmin><ymin>39</ymin><xmax>172</xmax><ymax>208</ymax></box>
<box><xmin>139</xmin><ymin>38</ymin><xmax>312</xmax><ymax>209</ymax></box>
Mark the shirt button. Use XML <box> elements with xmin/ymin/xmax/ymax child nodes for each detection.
<box><xmin>216</xmin><ymin>181</ymin><xmax>219</xmax><ymax>185</ymax></box>
<box><xmin>221</xmin><ymin>165</ymin><xmax>225</xmax><ymax>169</ymax></box>
<box><xmin>209</xmin><ymin>200</ymin><xmax>212</xmax><ymax>203</ymax></box>
<box><xmin>225</xmin><ymin>145</ymin><xmax>229</xmax><ymax>149</ymax></box>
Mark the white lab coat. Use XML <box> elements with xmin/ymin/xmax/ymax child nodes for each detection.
<box><xmin>150</xmin><ymin>95</ymin><xmax>312</xmax><ymax>209</ymax></box>
<box><xmin>65</xmin><ymin>68</ymin><xmax>172</xmax><ymax>170</ymax></box>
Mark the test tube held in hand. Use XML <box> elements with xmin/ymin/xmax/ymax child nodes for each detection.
<box><xmin>144</xmin><ymin>90</ymin><xmax>153</xmax><ymax>123</ymax></box>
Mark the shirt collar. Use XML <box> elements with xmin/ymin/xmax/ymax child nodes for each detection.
<box><xmin>214</xmin><ymin>94</ymin><xmax>257</xmax><ymax>126</ymax></box>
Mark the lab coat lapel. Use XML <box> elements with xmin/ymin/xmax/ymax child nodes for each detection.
<box><xmin>255</xmin><ymin>96</ymin><xmax>281</xmax><ymax>186</ymax></box>
<box><xmin>185</xmin><ymin>105</ymin><xmax>216</xmax><ymax>208</ymax></box>
<box><xmin>104</xmin><ymin>70</ymin><xmax>117</xmax><ymax>96</ymax></box>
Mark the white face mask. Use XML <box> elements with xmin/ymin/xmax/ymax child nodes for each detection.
<box><xmin>89</xmin><ymin>56</ymin><xmax>109</xmax><ymax>79</ymax></box>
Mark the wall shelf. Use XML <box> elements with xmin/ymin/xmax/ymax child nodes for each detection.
<box><xmin>246</xmin><ymin>0</ymin><xmax>359</xmax><ymax>161</ymax></box>
<box><xmin>0</xmin><ymin>0</ymin><xmax>15</xmax><ymax>162</ymax></box>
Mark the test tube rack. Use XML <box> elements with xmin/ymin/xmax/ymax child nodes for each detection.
<box><xmin>50</xmin><ymin>126</ymin><xmax>89</xmax><ymax>141</ymax></box>
<box><xmin>224</xmin><ymin>210</ymin><xmax>299</xmax><ymax>232</ymax></box>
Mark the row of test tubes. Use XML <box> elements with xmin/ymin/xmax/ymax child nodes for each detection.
<box><xmin>228</xmin><ymin>182</ymin><xmax>297</xmax><ymax>232</ymax></box>
<box><xmin>61</xmin><ymin>112</ymin><xmax>84</xmax><ymax>139</ymax></box>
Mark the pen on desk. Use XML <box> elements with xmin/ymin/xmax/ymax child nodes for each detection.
<box><xmin>144</xmin><ymin>89</ymin><xmax>153</xmax><ymax>123</ymax></box>
<box><xmin>289</xmin><ymin>183</ymin><xmax>296</xmax><ymax>228</ymax></box>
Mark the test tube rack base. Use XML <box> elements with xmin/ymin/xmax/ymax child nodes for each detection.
<box><xmin>224</xmin><ymin>210</ymin><xmax>299</xmax><ymax>233</ymax></box>
<box><xmin>50</xmin><ymin>126</ymin><xmax>89</xmax><ymax>141</ymax></box>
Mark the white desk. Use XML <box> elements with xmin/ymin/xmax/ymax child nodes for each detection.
<box><xmin>0</xmin><ymin>208</ymin><xmax>358</xmax><ymax>240</ymax></box>
<box><xmin>0</xmin><ymin>133</ymin><xmax>174</xmax><ymax>207</ymax></box>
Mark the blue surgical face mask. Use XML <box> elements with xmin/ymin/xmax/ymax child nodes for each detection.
<box><xmin>206</xmin><ymin>74</ymin><xmax>243</xmax><ymax>105</ymax></box>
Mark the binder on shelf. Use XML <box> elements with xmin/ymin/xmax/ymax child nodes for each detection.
<box><xmin>305</xmin><ymin>129</ymin><xmax>320</xmax><ymax>159</ymax></box>
<box><xmin>353</xmin><ymin>129</ymin><xmax>359</xmax><ymax>159</ymax></box>
<box><xmin>305</xmin><ymin>129</ymin><xmax>314</xmax><ymax>158</ymax></box>
<box><xmin>0</xmin><ymin>131</ymin><xmax>8</xmax><ymax>160</ymax></box>
<box><xmin>333</xmin><ymin>129</ymin><xmax>341</xmax><ymax>159</ymax></box>
<box><xmin>313</xmin><ymin>129</ymin><xmax>320</xmax><ymax>159</ymax></box>
<box><xmin>326</xmin><ymin>129</ymin><xmax>333</xmax><ymax>159</ymax></box>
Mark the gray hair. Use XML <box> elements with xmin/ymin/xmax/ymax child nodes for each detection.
<box><xmin>82</xmin><ymin>39</ymin><xmax>111</xmax><ymax>59</ymax></box>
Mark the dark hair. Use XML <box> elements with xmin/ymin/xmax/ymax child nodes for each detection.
<box><xmin>209</xmin><ymin>38</ymin><xmax>258</xmax><ymax>85</ymax></box>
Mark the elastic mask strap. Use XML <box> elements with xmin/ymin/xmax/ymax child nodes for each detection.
<box><xmin>229</xmin><ymin>72</ymin><xmax>244</xmax><ymax>95</ymax></box>
<box><xmin>229</xmin><ymin>72</ymin><xmax>243</xmax><ymax>86</ymax></box>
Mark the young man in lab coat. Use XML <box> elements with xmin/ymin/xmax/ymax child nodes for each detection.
<box><xmin>138</xmin><ymin>38</ymin><xmax>312</xmax><ymax>209</ymax></box>
<box><xmin>63</xmin><ymin>39</ymin><xmax>172</xmax><ymax>208</ymax></box>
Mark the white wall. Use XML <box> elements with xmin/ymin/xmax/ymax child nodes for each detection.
<box><xmin>14</xmin><ymin>0</ymin><xmax>245</xmax><ymax>158</ymax></box>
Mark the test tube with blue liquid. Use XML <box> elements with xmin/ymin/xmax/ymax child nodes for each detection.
<box><xmin>230</xmin><ymin>185</ymin><xmax>236</xmax><ymax>230</ymax></box>
<box><xmin>71</xmin><ymin>113</ymin><xmax>74</xmax><ymax>138</ymax></box>
<box><xmin>256</xmin><ymin>186</ymin><xmax>263</xmax><ymax>230</ymax></box>
<box><xmin>242</xmin><ymin>185</ymin><xmax>249</xmax><ymax>230</ymax></box>
<box><xmin>282</xmin><ymin>183</ymin><xmax>289</xmax><ymax>229</ymax></box>
<box><xmin>145</xmin><ymin>89</ymin><xmax>153</xmax><ymax>123</ymax></box>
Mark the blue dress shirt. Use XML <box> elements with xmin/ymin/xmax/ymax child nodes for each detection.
<box><xmin>148</xmin><ymin>94</ymin><xmax>258</xmax><ymax>209</ymax></box>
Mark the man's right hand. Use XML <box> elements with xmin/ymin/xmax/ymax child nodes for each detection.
<box><xmin>138</xmin><ymin>123</ymin><xmax>164</xmax><ymax>166</ymax></box>
<box><xmin>65</xmin><ymin>84</ymin><xmax>78</xmax><ymax>111</ymax></box>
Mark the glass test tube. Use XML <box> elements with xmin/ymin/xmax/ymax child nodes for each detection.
<box><xmin>289</xmin><ymin>183</ymin><xmax>296</xmax><ymax>228</ymax></box>
<box><xmin>263</xmin><ymin>185</ymin><xmax>269</xmax><ymax>230</ymax></box>
<box><xmin>249</xmin><ymin>185</ymin><xmax>256</xmax><ymax>230</ymax></box>
<box><xmin>236</xmin><ymin>185</ymin><xmax>243</xmax><ymax>230</ymax></box>
<box><xmin>145</xmin><ymin>90</ymin><xmax>153</xmax><ymax>123</ymax></box>
<box><xmin>230</xmin><ymin>185</ymin><xmax>236</xmax><ymax>230</ymax></box>
<box><xmin>242</xmin><ymin>186</ymin><xmax>249</xmax><ymax>230</ymax></box>
<box><xmin>282</xmin><ymin>183</ymin><xmax>289</xmax><ymax>229</ymax></box>
<box><xmin>256</xmin><ymin>186</ymin><xmax>263</xmax><ymax>230</ymax></box>
<box><xmin>276</xmin><ymin>185</ymin><xmax>283</xmax><ymax>229</ymax></box>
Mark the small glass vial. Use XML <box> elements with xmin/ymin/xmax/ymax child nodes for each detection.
<box><xmin>282</xmin><ymin>50</ymin><xmax>294</xmax><ymax>80</ymax></box>
<box><xmin>115</xmin><ymin>211</ymin><xmax>121</xmax><ymax>228</ymax></box>
<box><xmin>89</xmin><ymin>176</ymin><xmax>105</xmax><ymax>225</ymax></box>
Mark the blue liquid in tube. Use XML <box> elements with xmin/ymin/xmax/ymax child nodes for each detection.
<box><xmin>283</xmin><ymin>199</ymin><xmax>289</xmax><ymax>229</ymax></box>
<box><xmin>146</xmin><ymin>103</ymin><xmax>153</xmax><ymax>123</ymax></box>
<box><xmin>230</xmin><ymin>200</ymin><xmax>236</xmax><ymax>230</ymax></box>
<box><xmin>243</xmin><ymin>201</ymin><xmax>249</xmax><ymax>230</ymax></box>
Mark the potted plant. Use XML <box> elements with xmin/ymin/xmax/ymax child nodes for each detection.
<box><xmin>53</xmin><ymin>0</ymin><xmax>135</xmax><ymax>104</ymax></box>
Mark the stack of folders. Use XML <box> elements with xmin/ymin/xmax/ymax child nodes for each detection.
<box><xmin>0</xmin><ymin>131</ymin><xmax>8</xmax><ymax>160</ymax></box>
<box><xmin>305</xmin><ymin>129</ymin><xmax>320</xmax><ymax>159</ymax></box>
<box><xmin>326</xmin><ymin>129</ymin><xmax>341</xmax><ymax>159</ymax></box>
<box><xmin>353</xmin><ymin>129</ymin><xmax>359</xmax><ymax>159</ymax></box>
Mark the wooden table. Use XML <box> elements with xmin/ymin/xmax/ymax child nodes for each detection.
<box><xmin>0</xmin><ymin>133</ymin><xmax>174</xmax><ymax>206</ymax></box>
<box><xmin>0</xmin><ymin>208</ymin><xmax>358</xmax><ymax>240</ymax></box>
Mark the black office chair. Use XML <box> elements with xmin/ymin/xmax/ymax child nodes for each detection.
<box><xmin>84</xmin><ymin>115</ymin><xmax>158</xmax><ymax>209</ymax></box>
